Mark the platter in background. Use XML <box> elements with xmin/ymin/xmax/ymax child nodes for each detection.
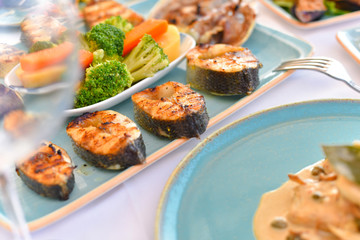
<box><xmin>260</xmin><ymin>0</ymin><xmax>360</xmax><ymax>29</ymax></box>
<box><xmin>0</xmin><ymin>0</ymin><xmax>313</xmax><ymax>232</ymax></box>
<box><xmin>337</xmin><ymin>26</ymin><xmax>360</xmax><ymax>64</ymax></box>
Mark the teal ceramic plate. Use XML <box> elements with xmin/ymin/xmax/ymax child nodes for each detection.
<box><xmin>337</xmin><ymin>27</ymin><xmax>360</xmax><ymax>64</ymax></box>
<box><xmin>156</xmin><ymin>99</ymin><xmax>360</xmax><ymax>240</ymax></box>
<box><xmin>0</xmin><ymin>1</ymin><xmax>313</xmax><ymax>232</ymax></box>
<box><xmin>260</xmin><ymin>0</ymin><xmax>360</xmax><ymax>29</ymax></box>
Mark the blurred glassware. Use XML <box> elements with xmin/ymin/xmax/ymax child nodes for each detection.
<box><xmin>0</xmin><ymin>0</ymin><xmax>80</xmax><ymax>239</ymax></box>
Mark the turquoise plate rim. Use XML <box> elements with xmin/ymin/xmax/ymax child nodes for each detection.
<box><xmin>155</xmin><ymin>99</ymin><xmax>360</xmax><ymax>239</ymax></box>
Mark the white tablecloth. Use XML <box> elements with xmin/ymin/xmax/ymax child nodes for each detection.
<box><xmin>1</xmin><ymin>2</ymin><xmax>360</xmax><ymax>240</ymax></box>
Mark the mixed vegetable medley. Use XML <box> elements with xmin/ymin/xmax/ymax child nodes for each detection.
<box><xmin>74</xmin><ymin>17</ymin><xmax>171</xmax><ymax>108</ymax></box>
<box><xmin>15</xmin><ymin>14</ymin><xmax>180</xmax><ymax>109</ymax></box>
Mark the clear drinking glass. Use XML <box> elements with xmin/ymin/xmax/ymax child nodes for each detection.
<box><xmin>0</xmin><ymin>0</ymin><xmax>80</xmax><ymax>239</ymax></box>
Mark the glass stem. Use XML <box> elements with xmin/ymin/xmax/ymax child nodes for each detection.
<box><xmin>0</xmin><ymin>170</ymin><xmax>31</xmax><ymax>240</ymax></box>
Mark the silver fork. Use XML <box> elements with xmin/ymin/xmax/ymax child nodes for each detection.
<box><xmin>274</xmin><ymin>57</ymin><xmax>360</xmax><ymax>93</ymax></box>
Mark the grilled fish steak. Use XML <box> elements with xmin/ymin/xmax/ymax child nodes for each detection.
<box><xmin>16</xmin><ymin>142</ymin><xmax>75</xmax><ymax>200</ymax></box>
<box><xmin>20</xmin><ymin>15</ymin><xmax>66</xmax><ymax>47</ymax></box>
<box><xmin>132</xmin><ymin>81</ymin><xmax>209</xmax><ymax>139</ymax></box>
<box><xmin>186</xmin><ymin>44</ymin><xmax>262</xmax><ymax>95</ymax></box>
<box><xmin>66</xmin><ymin>110</ymin><xmax>146</xmax><ymax>170</ymax></box>
<box><xmin>3</xmin><ymin>109</ymin><xmax>37</xmax><ymax>138</ymax></box>
<box><xmin>83</xmin><ymin>0</ymin><xmax>144</xmax><ymax>28</ymax></box>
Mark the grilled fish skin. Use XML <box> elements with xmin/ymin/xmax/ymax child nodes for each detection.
<box><xmin>16</xmin><ymin>142</ymin><xmax>75</xmax><ymax>200</ymax></box>
<box><xmin>82</xmin><ymin>0</ymin><xmax>144</xmax><ymax>28</ymax></box>
<box><xmin>186</xmin><ymin>43</ymin><xmax>262</xmax><ymax>96</ymax></box>
<box><xmin>132</xmin><ymin>81</ymin><xmax>209</xmax><ymax>139</ymax></box>
<box><xmin>0</xmin><ymin>43</ymin><xmax>25</xmax><ymax>78</ymax></box>
<box><xmin>66</xmin><ymin>110</ymin><xmax>146</xmax><ymax>170</ymax></box>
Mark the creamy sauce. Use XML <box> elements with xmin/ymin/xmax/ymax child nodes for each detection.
<box><xmin>253</xmin><ymin>160</ymin><xmax>349</xmax><ymax>240</ymax></box>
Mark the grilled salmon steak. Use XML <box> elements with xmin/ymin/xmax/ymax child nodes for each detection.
<box><xmin>20</xmin><ymin>15</ymin><xmax>66</xmax><ymax>47</ymax></box>
<box><xmin>186</xmin><ymin>44</ymin><xmax>262</xmax><ymax>96</ymax></box>
<box><xmin>3</xmin><ymin>109</ymin><xmax>37</xmax><ymax>138</ymax></box>
<box><xmin>132</xmin><ymin>81</ymin><xmax>209</xmax><ymax>139</ymax></box>
<box><xmin>16</xmin><ymin>142</ymin><xmax>75</xmax><ymax>200</ymax></box>
<box><xmin>82</xmin><ymin>0</ymin><xmax>144</xmax><ymax>28</ymax></box>
<box><xmin>66</xmin><ymin>110</ymin><xmax>146</xmax><ymax>170</ymax></box>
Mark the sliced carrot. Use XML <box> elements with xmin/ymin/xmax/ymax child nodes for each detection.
<box><xmin>20</xmin><ymin>42</ymin><xmax>74</xmax><ymax>72</ymax></box>
<box><xmin>122</xmin><ymin>19</ymin><xmax>168</xmax><ymax>56</ymax></box>
<box><xmin>79</xmin><ymin>49</ymin><xmax>93</xmax><ymax>69</ymax></box>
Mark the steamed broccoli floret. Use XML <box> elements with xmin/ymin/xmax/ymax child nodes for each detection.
<box><xmin>86</xmin><ymin>23</ymin><xmax>125</xmax><ymax>57</ymax></box>
<box><xmin>74</xmin><ymin>60</ymin><xmax>133</xmax><ymax>108</ymax></box>
<box><xmin>92</xmin><ymin>49</ymin><xmax>123</xmax><ymax>65</ymax></box>
<box><xmin>104</xmin><ymin>16</ymin><xmax>133</xmax><ymax>33</ymax></box>
<box><xmin>29</xmin><ymin>41</ymin><xmax>56</xmax><ymax>53</ymax></box>
<box><xmin>123</xmin><ymin>34</ymin><xmax>169</xmax><ymax>83</ymax></box>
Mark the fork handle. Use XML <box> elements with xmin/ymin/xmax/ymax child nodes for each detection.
<box><xmin>344</xmin><ymin>80</ymin><xmax>360</xmax><ymax>93</ymax></box>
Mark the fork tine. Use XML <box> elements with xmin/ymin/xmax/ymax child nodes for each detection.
<box><xmin>280</xmin><ymin>58</ymin><xmax>330</xmax><ymax>66</ymax></box>
<box><xmin>277</xmin><ymin>56</ymin><xmax>332</xmax><ymax>70</ymax></box>
<box><xmin>284</xmin><ymin>57</ymin><xmax>332</xmax><ymax>62</ymax></box>
<box><xmin>275</xmin><ymin>57</ymin><xmax>360</xmax><ymax>94</ymax></box>
<box><xmin>277</xmin><ymin>62</ymin><xmax>328</xmax><ymax>69</ymax></box>
<box><xmin>275</xmin><ymin>65</ymin><xmax>324</xmax><ymax>71</ymax></box>
<box><xmin>285</xmin><ymin>59</ymin><xmax>329</xmax><ymax>65</ymax></box>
